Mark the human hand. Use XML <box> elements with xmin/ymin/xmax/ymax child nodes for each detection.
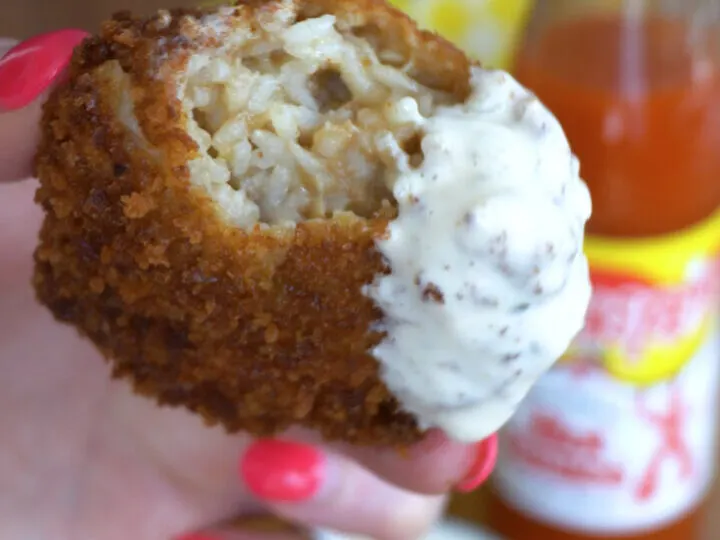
<box><xmin>0</xmin><ymin>33</ymin><xmax>497</xmax><ymax>540</ymax></box>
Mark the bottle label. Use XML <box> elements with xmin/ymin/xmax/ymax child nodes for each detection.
<box><xmin>389</xmin><ymin>0</ymin><xmax>532</xmax><ymax>70</ymax></box>
<box><xmin>494</xmin><ymin>210</ymin><xmax>720</xmax><ymax>534</ymax></box>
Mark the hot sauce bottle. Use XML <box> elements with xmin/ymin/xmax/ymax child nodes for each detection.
<box><xmin>486</xmin><ymin>0</ymin><xmax>720</xmax><ymax>539</ymax></box>
<box><xmin>389</xmin><ymin>0</ymin><xmax>532</xmax><ymax>70</ymax></box>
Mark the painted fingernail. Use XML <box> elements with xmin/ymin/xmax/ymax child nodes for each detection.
<box><xmin>240</xmin><ymin>439</ymin><xmax>325</xmax><ymax>503</ymax></box>
<box><xmin>0</xmin><ymin>29</ymin><xmax>88</xmax><ymax>111</ymax></box>
<box><xmin>455</xmin><ymin>434</ymin><xmax>499</xmax><ymax>493</ymax></box>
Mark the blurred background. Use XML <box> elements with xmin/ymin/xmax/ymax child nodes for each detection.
<box><xmin>2</xmin><ymin>0</ymin><xmax>718</xmax><ymax>538</ymax></box>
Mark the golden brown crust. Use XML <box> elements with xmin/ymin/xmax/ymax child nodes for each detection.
<box><xmin>33</xmin><ymin>0</ymin><xmax>473</xmax><ymax>445</ymax></box>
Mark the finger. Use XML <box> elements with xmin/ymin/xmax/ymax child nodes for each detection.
<box><xmin>0</xmin><ymin>30</ymin><xmax>88</xmax><ymax>183</ymax></box>
<box><xmin>338</xmin><ymin>429</ymin><xmax>498</xmax><ymax>495</ymax></box>
<box><xmin>177</xmin><ymin>532</ymin><xmax>303</xmax><ymax>540</ymax></box>
<box><xmin>175</xmin><ymin>515</ymin><xmax>311</xmax><ymax>540</ymax></box>
<box><xmin>239</xmin><ymin>440</ymin><xmax>448</xmax><ymax>540</ymax></box>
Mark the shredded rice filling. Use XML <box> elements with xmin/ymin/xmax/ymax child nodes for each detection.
<box><xmin>181</xmin><ymin>7</ymin><xmax>456</xmax><ymax>228</ymax></box>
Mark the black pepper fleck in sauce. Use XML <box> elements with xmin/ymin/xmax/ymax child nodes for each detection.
<box><xmin>421</xmin><ymin>283</ymin><xmax>445</xmax><ymax>304</ymax></box>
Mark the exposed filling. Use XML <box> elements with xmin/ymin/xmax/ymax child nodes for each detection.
<box><xmin>175</xmin><ymin>5</ymin><xmax>592</xmax><ymax>443</ymax></box>
<box><xmin>182</xmin><ymin>8</ymin><xmax>457</xmax><ymax>228</ymax></box>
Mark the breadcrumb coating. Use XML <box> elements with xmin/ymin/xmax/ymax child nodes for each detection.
<box><xmin>33</xmin><ymin>0</ymin><xmax>472</xmax><ymax>444</ymax></box>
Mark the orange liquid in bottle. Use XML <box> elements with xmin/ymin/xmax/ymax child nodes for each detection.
<box><xmin>517</xmin><ymin>15</ymin><xmax>720</xmax><ymax>239</ymax></box>
<box><xmin>485</xmin><ymin>13</ymin><xmax>720</xmax><ymax>540</ymax></box>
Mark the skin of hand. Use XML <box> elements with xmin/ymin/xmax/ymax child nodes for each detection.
<box><xmin>0</xmin><ymin>34</ymin><xmax>497</xmax><ymax>540</ymax></box>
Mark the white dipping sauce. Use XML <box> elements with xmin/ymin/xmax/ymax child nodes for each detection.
<box><xmin>366</xmin><ymin>68</ymin><xmax>592</xmax><ymax>443</ymax></box>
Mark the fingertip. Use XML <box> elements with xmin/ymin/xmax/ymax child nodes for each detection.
<box><xmin>240</xmin><ymin>439</ymin><xmax>326</xmax><ymax>503</ymax></box>
<box><xmin>244</xmin><ymin>443</ymin><xmax>447</xmax><ymax>540</ymax></box>
<box><xmin>340</xmin><ymin>430</ymin><xmax>471</xmax><ymax>494</ymax></box>
<box><xmin>0</xmin><ymin>30</ymin><xmax>88</xmax><ymax>112</ymax></box>
<box><xmin>341</xmin><ymin>429</ymin><xmax>491</xmax><ymax>495</ymax></box>
<box><xmin>0</xmin><ymin>31</ymin><xmax>89</xmax><ymax>183</ymax></box>
<box><xmin>455</xmin><ymin>434</ymin><xmax>499</xmax><ymax>493</ymax></box>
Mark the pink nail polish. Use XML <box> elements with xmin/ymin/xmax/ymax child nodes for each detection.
<box><xmin>0</xmin><ymin>29</ymin><xmax>88</xmax><ymax>111</ymax></box>
<box><xmin>456</xmin><ymin>434</ymin><xmax>499</xmax><ymax>493</ymax></box>
<box><xmin>240</xmin><ymin>439</ymin><xmax>325</xmax><ymax>503</ymax></box>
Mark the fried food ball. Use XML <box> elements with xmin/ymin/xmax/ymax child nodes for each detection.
<box><xmin>33</xmin><ymin>0</ymin><xmax>474</xmax><ymax>445</ymax></box>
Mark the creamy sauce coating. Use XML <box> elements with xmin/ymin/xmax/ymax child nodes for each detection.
<box><xmin>366</xmin><ymin>68</ymin><xmax>592</xmax><ymax>442</ymax></box>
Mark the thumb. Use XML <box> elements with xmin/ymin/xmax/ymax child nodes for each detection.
<box><xmin>0</xmin><ymin>31</ymin><xmax>88</xmax><ymax>183</ymax></box>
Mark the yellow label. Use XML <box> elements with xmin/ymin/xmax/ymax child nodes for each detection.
<box><xmin>563</xmin><ymin>209</ymin><xmax>720</xmax><ymax>385</ymax></box>
<box><xmin>389</xmin><ymin>0</ymin><xmax>532</xmax><ymax>69</ymax></box>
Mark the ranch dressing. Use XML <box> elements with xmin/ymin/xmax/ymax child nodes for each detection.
<box><xmin>367</xmin><ymin>68</ymin><xmax>592</xmax><ymax>442</ymax></box>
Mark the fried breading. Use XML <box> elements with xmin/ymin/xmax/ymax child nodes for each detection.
<box><xmin>33</xmin><ymin>0</ymin><xmax>474</xmax><ymax>444</ymax></box>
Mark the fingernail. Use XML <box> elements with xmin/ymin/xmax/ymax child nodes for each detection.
<box><xmin>175</xmin><ymin>535</ymin><xmax>218</xmax><ymax>540</ymax></box>
<box><xmin>455</xmin><ymin>434</ymin><xmax>499</xmax><ymax>493</ymax></box>
<box><xmin>0</xmin><ymin>29</ymin><xmax>88</xmax><ymax>111</ymax></box>
<box><xmin>240</xmin><ymin>439</ymin><xmax>325</xmax><ymax>503</ymax></box>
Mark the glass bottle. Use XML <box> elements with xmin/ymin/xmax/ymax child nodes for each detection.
<box><xmin>389</xmin><ymin>0</ymin><xmax>532</xmax><ymax>69</ymax></box>
<box><xmin>486</xmin><ymin>0</ymin><xmax>720</xmax><ymax>538</ymax></box>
